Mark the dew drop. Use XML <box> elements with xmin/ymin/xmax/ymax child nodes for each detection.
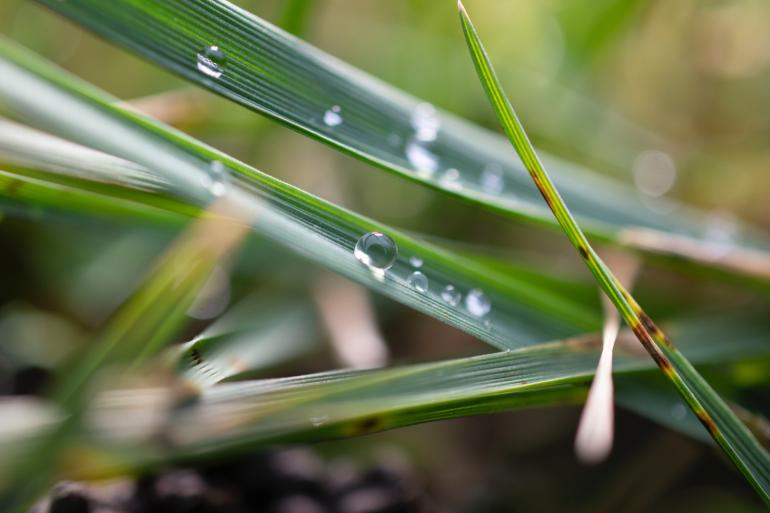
<box><xmin>632</xmin><ymin>150</ymin><xmax>676</xmax><ymax>197</ymax></box>
<box><xmin>407</xmin><ymin>271</ymin><xmax>428</xmax><ymax>292</ymax></box>
<box><xmin>354</xmin><ymin>232</ymin><xmax>398</xmax><ymax>271</ymax></box>
<box><xmin>411</xmin><ymin>102</ymin><xmax>441</xmax><ymax>142</ymax></box>
<box><xmin>202</xmin><ymin>160</ymin><xmax>228</xmax><ymax>197</ymax></box>
<box><xmin>323</xmin><ymin>105</ymin><xmax>343</xmax><ymax>127</ymax></box>
<box><xmin>405</xmin><ymin>140</ymin><xmax>438</xmax><ymax>177</ymax></box>
<box><xmin>196</xmin><ymin>45</ymin><xmax>226</xmax><ymax>78</ymax></box>
<box><xmin>440</xmin><ymin>168</ymin><xmax>461</xmax><ymax>190</ymax></box>
<box><xmin>465</xmin><ymin>288</ymin><xmax>491</xmax><ymax>317</ymax></box>
<box><xmin>409</xmin><ymin>256</ymin><xmax>423</xmax><ymax>268</ymax></box>
<box><xmin>441</xmin><ymin>284</ymin><xmax>461</xmax><ymax>306</ymax></box>
<box><xmin>480</xmin><ymin>164</ymin><xmax>505</xmax><ymax>194</ymax></box>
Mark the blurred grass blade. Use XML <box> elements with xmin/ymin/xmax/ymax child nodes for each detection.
<box><xmin>35</xmin><ymin>0</ymin><xmax>770</xmax><ymax>284</ymax></box>
<box><xmin>75</xmin><ymin>314</ymin><xmax>770</xmax><ymax>475</ymax></box>
<box><xmin>575</xmin><ymin>250</ymin><xmax>639</xmax><ymax>463</ymax></box>
<box><xmin>176</xmin><ymin>295</ymin><xmax>318</xmax><ymax>387</ymax></box>
<box><xmin>0</xmin><ymin>202</ymin><xmax>249</xmax><ymax>511</ymax></box>
<box><xmin>0</xmin><ymin>38</ymin><xmax>600</xmax><ymax>352</ymax></box>
<box><xmin>458</xmin><ymin>1</ymin><xmax>770</xmax><ymax>502</ymax></box>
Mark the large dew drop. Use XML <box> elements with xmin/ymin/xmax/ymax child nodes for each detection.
<box><xmin>323</xmin><ymin>105</ymin><xmax>343</xmax><ymax>127</ymax></box>
<box><xmin>465</xmin><ymin>288</ymin><xmax>491</xmax><ymax>317</ymax></box>
<box><xmin>407</xmin><ymin>271</ymin><xmax>428</xmax><ymax>292</ymax></box>
<box><xmin>197</xmin><ymin>45</ymin><xmax>227</xmax><ymax>78</ymax></box>
<box><xmin>354</xmin><ymin>232</ymin><xmax>398</xmax><ymax>271</ymax></box>
<box><xmin>441</xmin><ymin>284</ymin><xmax>461</xmax><ymax>306</ymax></box>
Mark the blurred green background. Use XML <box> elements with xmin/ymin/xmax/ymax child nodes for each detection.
<box><xmin>1</xmin><ymin>0</ymin><xmax>770</xmax><ymax>511</ymax></box>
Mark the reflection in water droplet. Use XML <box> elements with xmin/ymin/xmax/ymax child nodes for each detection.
<box><xmin>465</xmin><ymin>288</ymin><xmax>490</xmax><ymax>317</ymax></box>
<box><xmin>411</xmin><ymin>102</ymin><xmax>441</xmax><ymax>142</ymax></box>
<box><xmin>441</xmin><ymin>285</ymin><xmax>461</xmax><ymax>306</ymax></box>
<box><xmin>354</xmin><ymin>232</ymin><xmax>398</xmax><ymax>270</ymax></box>
<box><xmin>440</xmin><ymin>168</ymin><xmax>461</xmax><ymax>190</ymax></box>
<box><xmin>405</xmin><ymin>140</ymin><xmax>438</xmax><ymax>177</ymax></box>
<box><xmin>409</xmin><ymin>256</ymin><xmax>423</xmax><ymax>268</ymax></box>
<box><xmin>480</xmin><ymin>164</ymin><xmax>505</xmax><ymax>194</ymax></box>
<box><xmin>323</xmin><ymin>105</ymin><xmax>343</xmax><ymax>127</ymax></box>
<box><xmin>196</xmin><ymin>45</ymin><xmax>226</xmax><ymax>78</ymax></box>
<box><xmin>202</xmin><ymin>160</ymin><xmax>228</xmax><ymax>197</ymax></box>
<box><xmin>632</xmin><ymin>150</ymin><xmax>676</xmax><ymax>197</ymax></box>
<box><xmin>407</xmin><ymin>271</ymin><xmax>428</xmax><ymax>292</ymax></box>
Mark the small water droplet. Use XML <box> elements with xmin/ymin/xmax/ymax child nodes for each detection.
<box><xmin>354</xmin><ymin>232</ymin><xmax>398</xmax><ymax>271</ymax></box>
<box><xmin>323</xmin><ymin>105</ymin><xmax>343</xmax><ymax>127</ymax></box>
<box><xmin>480</xmin><ymin>164</ymin><xmax>505</xmax><ymax>194</ymax></box>
<box><xmin>633</xmin><ymin>150</ymin><xmax>676</xmax><ymax>197</ymax></box>
<box><xmin>465</xmin><ymin>288</ymin><xmax>491</xmax><ymax>317</ymax></box>
<box><xmin>405</xmin><ymin>140</ymin><xmax>438</xmax><ymax>177</ymax></box>
<box><xmin>202</xmin><ymin>160</ymin><xmax>228</xmax><ymax>197</ymax></box>
<box><xmin>196</xmin><ymin>45</ymin><xmax>226</xmax><ymax>78</ymax></box>
<box><xmin>411</xmin><ymin>102</ymin><xmax>441</xmax><ymax>142</ymax></box>
<box><xmin>441</xmin><ymin>285</ymin><xmax>461</xmax><ymax>306</ymax></box>
<box><xmin>409</xmin><ymin>256</ymin><xmax>423</xmax><ymax>268</ymax></box>
<box><xmin>440</xmin><ymin>168</ymin><xmax>461</xmax><ymax>190</ymax></box>
<box><xmin>407</xmin><ymin>271</ymin><xmax>428</xmax><ymax>292</ymax></box>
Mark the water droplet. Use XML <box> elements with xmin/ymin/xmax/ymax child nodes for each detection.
<box><xmin>411</xmin><ymin>102</ymin><xmax>441</xmax><ymax>142</ymax></box>
<box><xmin>196</xmin><ymin>45</ymin><xmax>226</xmax><ymax>78</ymax></box>
<box><xmin>354</xmin><ymin>232</ymin><xmax>398</xmax><ymax>270</ymax></box>
<box><xmin>409</xmin><ymin>256</ymin><xmax>423</xmax><ymax>268</ymax></box>
<box><xmin>632</xmin><ymin>150</ymin><xmax>676</xmax><ymax>197</ymax></box>
<box><xmin>465</xmin><ymin>288</ymin><xmax>491</xmax><ymax>317</ymax></box>
<box><xmin>480</xmin><ymin>164</ymin><xmax>505</xmax><ymax>194</ymax></box>
<box><xmin>405</xmin><ymin>140</ymin><xmax>438</xmax><ymax>177</ymax></box>
<box><xmin>323</xmin><ymin>105</ymin><xmax>343</xmax><ymax>127</ymax></box>
<box><xmin>202</xmin><ymin>160</ymin><xmax>228</xmax><ymax>197</ymax></box>
<box><xmin>407</xmin><ymin>271</ymin><xmax>428</xmax><ymax>292</ymax></box>
<box><xmin>440</xmin><ymin>168</ymin><xmax>461</xmax><ymax>190</ymax></box>
<box><xmin>441</xmin><ymin>285</ymin><xmax>461</xmax><ymax>306</ymax></box>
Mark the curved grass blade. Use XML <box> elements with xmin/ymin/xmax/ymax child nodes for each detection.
<box><xmin>457</xmin><ymin>1</ymin><xmax>770</xmax><ymax>502</ymax></box>
<box><xmin>66</xmin><ymin>314</ymin><xmax>770</xmax><ymax>476</ymax></box>
<box><xmin>35</xmin><ymin>0</ymin><xmax>770</xmax><ymax>283</ymax></box>
<box><xmin>0</xmin><ymin>38</ymin><xmax>599</xmax><ymax>352</ymax></box>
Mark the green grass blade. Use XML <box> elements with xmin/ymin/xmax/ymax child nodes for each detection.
<box><xmin>34</xmin><ymin>0</ymin><xmax>770</xmax><ymax>283</ymax></box>
<box><xmin>59</xmin><ymin>314</ymin><xmax>770</xmax><ymax>475</ymax></box>
<box><xmin>457</xmin><ymin>1</ymin><xmax>770</xmax><ymax>502</ymax></box>
<box><xmin>0</xmin><ymin>37</ymin><xmax>600</xmax><ymax>352</ymax></box>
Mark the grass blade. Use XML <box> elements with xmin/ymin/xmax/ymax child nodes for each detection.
<box><xmin>0</xmin><ymin>37</ymin><xmax>600</xmax><ymax>352</ymax></box>
<box><xmin>458</xmin><ymin>1</ymin><xmax>770</xmax><ymax>502</ymax></box>
<box><xmin>35</xmin><ymin>0</ymin><xmax>770</xmax><ymax>284</ymax></box>
<box><xmin>53</xmin><ymin>314</ymin><xmax>770</xmax><ymax>476</ymax></box>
